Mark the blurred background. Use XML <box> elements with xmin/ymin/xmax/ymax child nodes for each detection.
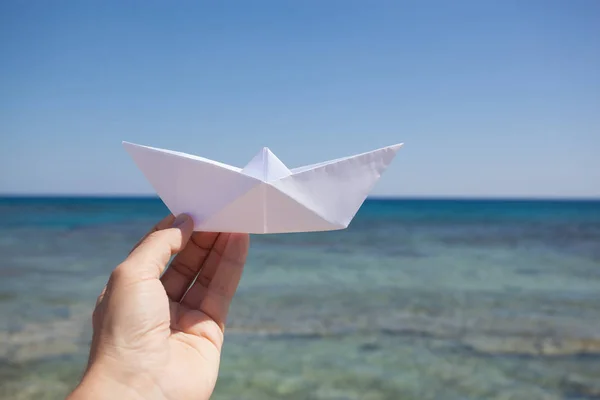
<box><xmin>1</xmin><ymin>1</ymin><xmax>599</xmax><ymax>399</ymax></box>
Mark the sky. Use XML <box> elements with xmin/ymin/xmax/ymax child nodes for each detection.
<box><xmin>1</xmin><ymin>1</ymin><xmax>599</xmax><ymax>198</ymax></box>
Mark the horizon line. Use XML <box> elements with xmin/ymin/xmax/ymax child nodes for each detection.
<box><xmin>1</xmin><ymin>193</ymin><xmax>599</xmax><ymax>202</ymax></box>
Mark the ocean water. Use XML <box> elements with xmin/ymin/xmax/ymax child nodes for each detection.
<box><xmin>1</xmin><ymin>197</ymin><xmax>600</xmax><ymax>399</ymax></box>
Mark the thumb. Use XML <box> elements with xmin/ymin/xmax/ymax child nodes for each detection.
<box><xmin>114</xmin><ymin>214</ymin><xmax>194</xmax><ymax>283</ymax></box>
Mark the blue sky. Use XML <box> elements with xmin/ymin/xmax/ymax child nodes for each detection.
<box><xmin>1</xmin><ymin>1</ymin><xmax>599</xmax><ymax>197</ymax></box>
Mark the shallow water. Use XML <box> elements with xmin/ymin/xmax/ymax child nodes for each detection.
<box><xmin>1</xmin><ymin>198</ymin><xmax>599</xmax><ymax>399</ymax></box>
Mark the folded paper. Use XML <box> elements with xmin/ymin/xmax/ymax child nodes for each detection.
<box><xmin>123</xmin><ymin>141</ymin><xmax>403</xmax><ymax>233</ymax></box>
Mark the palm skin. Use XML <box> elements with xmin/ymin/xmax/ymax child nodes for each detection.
<box><xmin>69</xmin><ymin>214</ymin><xmax>249</xmax><ymax>400</ymax></box>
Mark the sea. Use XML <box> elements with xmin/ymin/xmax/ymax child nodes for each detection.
<box><xmin>0</xmin><ymin>197</ymin><xmax>599</xmax><ymax>400</ymax></box>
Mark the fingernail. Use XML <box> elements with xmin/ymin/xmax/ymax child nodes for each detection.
<box><xmin>172</xmin><ymin>214</ymin><xmax>190</xmax><ymax>228</ymax></box>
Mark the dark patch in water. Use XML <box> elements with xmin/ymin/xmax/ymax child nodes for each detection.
<box><xmin>359</xmin><ymin>342</ymin><xmax>381</xmax><ymax>352</ymax></box>
<box><xmin>263</xmin><ymin>332</ymin><xmax>328</xmax><ymax>341</ymax></box>
<box><xmin>458</xmin><ymin>342</ymin><xmax>600</xmax><ymax>361</ymax></box>
<box><xmin>379</xmin><ymin>328</ymin><xmax>437</xmax><ymax>339</ymax></box>
<box><xmin>559</xmin><ymin>377</ymin><xmax>600</xmax><ymax>399</ymax></box>
<box><xmin>0</xmin><ymin>292</ymin><xmax>17</xmax><ymax>302</ymax></box>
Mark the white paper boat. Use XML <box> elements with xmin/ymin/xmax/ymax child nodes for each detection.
<box><xmin>123</xmin><ymin>141</ymin><xmax>403</xmax><ymax>233</ymax></box>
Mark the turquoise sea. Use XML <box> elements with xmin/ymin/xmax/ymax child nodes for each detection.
<box><xmin>1</xmin><ymin>197</ymin><xmax>600</xmax><ymax>399</ymax></box>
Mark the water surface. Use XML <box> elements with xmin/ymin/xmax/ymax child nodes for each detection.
<box><xmin>1</xmin><ymin>197</ymin><xmax>599</xmax><ymax>399</ymax></box>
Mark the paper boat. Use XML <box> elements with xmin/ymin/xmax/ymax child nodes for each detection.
<box><xmin>123</xmin><ymin>141</ymin><xmax>403</xmax><ymax>233</ymax></box>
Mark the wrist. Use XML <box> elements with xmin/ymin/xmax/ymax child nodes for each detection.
<box><xmin>68</xmin><ymin>360</ymin><xmax>165</xmax><ymax>400</ymax></box>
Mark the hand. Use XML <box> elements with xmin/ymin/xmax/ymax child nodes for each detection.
<box><xmin>68</xmin><ymin>214</ymin><xmax>250</xmax><ymax>400</ymax></box>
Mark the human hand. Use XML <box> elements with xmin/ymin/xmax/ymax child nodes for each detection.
<box><xmin>68</xmin><ymin>214</ymin><xmax>250</xmax><ymax>400</ymax></box>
